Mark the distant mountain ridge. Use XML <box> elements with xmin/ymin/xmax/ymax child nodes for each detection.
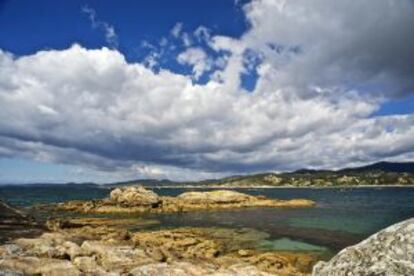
<box><xmin>1</xmin><ymin>161</ymin><xmax>413</xmax><ymax>187</ymax></box>
<box><xmin>293</xmin><ymin>161</ymin><xmax>414</xmax><ymax>174</ymax></box>
<box><xmin>107</xmin><ymin>161</ymin><xmax>414</xmax><ymax>188</ymax></box>
<box><xmin>339</xmin><ymin>161</ymin><xmax>414</xmax><ymax>173</ymax></box>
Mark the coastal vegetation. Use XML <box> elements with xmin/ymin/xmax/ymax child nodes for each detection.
<box><xmin>111</xmin><ymin>162</ymin><xmax>414</xmax><ymax>188</ymax></box>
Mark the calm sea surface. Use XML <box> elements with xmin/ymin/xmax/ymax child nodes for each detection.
<box><xmin>1</xmin><ymin>185</ymin><xmax>414</xmax><ymax>255</ymax></box>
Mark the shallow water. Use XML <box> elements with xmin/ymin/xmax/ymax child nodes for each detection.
<box><xmin>1</xmin><ymin>185</ymin><xmax>413</xmax><ymax>255</ymax></box>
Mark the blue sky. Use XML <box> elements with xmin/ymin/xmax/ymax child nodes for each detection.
<box><xmin>0</xmin><ymin>0</ymin><xmax>413</xmax><ymax>183</ymax></box>
<box><xmin>0</xmin><ymin>1</ymin><xmax>248</xmax><ymax>70</ymax></box>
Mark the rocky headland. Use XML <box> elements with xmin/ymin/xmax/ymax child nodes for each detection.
<box><xmin>38</xmin><ymin>186</ymin><xmax>315</xmax><ymax>214</ymax></box>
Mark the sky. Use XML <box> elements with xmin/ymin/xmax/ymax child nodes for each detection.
<box><xmin>0</xmin><ymin>0</ymin><xmax>413</xmax><ymax>183</ymax></box>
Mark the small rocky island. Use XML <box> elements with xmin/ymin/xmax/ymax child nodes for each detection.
<box><xmin>40</xmin><ymin>186</ymin><xmax>315</xmax><ymax>214</ymax></box>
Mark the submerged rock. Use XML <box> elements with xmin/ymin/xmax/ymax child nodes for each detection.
<box><xmin>312</xmin><ymin>218</ymin><xmax>414</xmax><ymax>276</ymax></box>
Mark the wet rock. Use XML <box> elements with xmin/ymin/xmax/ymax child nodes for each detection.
<box><xmin>110</xmin><ymin>186</ymin><xmax>161</xmax><ymax>207</ymax></box>
<box><xmin>313</xmin><ymin>218</ymin><xmax>414</xmax><ymax>276</ymax></box>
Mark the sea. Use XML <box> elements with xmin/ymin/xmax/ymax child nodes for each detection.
<box><xmin>1</xmin><ymin>185</ymin><xmax>414</xmax><ymax>257</ymax></box>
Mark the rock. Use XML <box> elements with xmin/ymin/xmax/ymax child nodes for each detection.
<box><xmin>312</xmin><ymin>218</ymin><xmax>414</xmax><ymax>276</ymax></box>
<box><xmin>129</xmin><ymin>262</ymin><xmax>214</xmax><ymax>276</ymax></box>
<box><xmin>44</xmin><ymin>187</ymin><xmax>315</xmax><ymax>214</ymax></box>
<box><xmin>72</xmin><ymin>255</ymin><xmax>115</xmax><ymax>275</ymax></box>
<box><xmin>129</xmin><ymin>261</ymin><xmax>276</xmax><ymax>276</ymax></box>
<box><xmin>0</xmin><ymin>270</ymin><xmax>23</xmax><ymax>276</ymax></box>
<box><xmin>109</xmin><ymin>186</ymin><xmax>161</xmax><ymax>207</ymax></box>
<box><xmin>132</xmin><ymin>228</ymin><xmax>224</xmax><ymax>260</ymax></box>
<box><xmin>60</xmin><ymin>225</ymin><xmax>130</xmax><ymax>242</ymax></box>
<box><xmin>177</xmin><ymin>190</ymin><xmax>255</xmax><ymax>204</ymax></box>
<box><xmin>0</xmin><ymin>218</ymin><xmax>319</xmax><ymax>276</ymax></box>
<box><xmin>14</xmin><ymin>232</ymin><xmax>70</xmax><ymax>259</ymax></box>
<box><xmin>0</xmin><ymin>244</ymin><xmax>22</xmax><ymax>257</ymax></box>
<box><xmin>0</xmin><ymin>257</ymin><xmax>80</xmax><ymax>276</ymax></box>
<box><xmin>0</xmin><ymin>200</ymin><xmax>43</xmax><ymax>243</ymax></box>
<box><xmin>57</xmin><ymin>241</ymin><xmax>82</xmax><ymax>260</ymax></box>
<box><xmin>81</xmin><ymin>240</ymin><xmax>154</xmax><ymax>272</ymax></box>
<box><xmin>72</xmin><ymin>256</ymin><xmax>98</xmax><ymax>272</ymax></box>
<box><xmin>238</xmin><ymin>249</ymin><xmax>252</xmax><ymax>257</ymax></box>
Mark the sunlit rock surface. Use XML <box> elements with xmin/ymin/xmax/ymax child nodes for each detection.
<box><xmin>312</xmin><ymin>218</ymin><xmax>414</xmax><ymax>276</ymax></box>
<box><xmin>0</xmin><ymin>216</ymin><xmax>318</xmax><ymax>275</ymax></box>
<box><xmin>40</xmin><ymin>186</ymin><xmax>315</xmax><ymax>214</ymax></box>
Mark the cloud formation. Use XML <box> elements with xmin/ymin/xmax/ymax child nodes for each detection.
<box><xmin>82</xmin><ymin>5</ymin><xmax>119</xmax><ymax>48</ymax></box>
<box><xmin>1</xmin><ymin>0</ymin><xmax>414</xmax><ymax>181</ymax></box>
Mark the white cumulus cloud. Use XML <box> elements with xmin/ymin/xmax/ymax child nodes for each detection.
<box><xmin>1</xmin><ymin>0</ymin><xmax>414</xmax><ymax>181</ymax></box>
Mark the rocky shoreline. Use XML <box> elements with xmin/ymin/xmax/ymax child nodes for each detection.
<box><xmin>1</xmin><ymin>186</ymin><xmax>412</xmax><ymax>275</ymax></box>
<box><xmin>0</xmin><ymin>187</ymin><xmax>320</xmax><ymax>275</ymax></box>
<box><xmin>0</xmin><ymin>215</ymin><xmax>319</xmax><ymax>275</ymax></box>
<box><xmin>37</xmin><ymin>186</ymin><xmax>315</xmax><ymax>214</ymax></box>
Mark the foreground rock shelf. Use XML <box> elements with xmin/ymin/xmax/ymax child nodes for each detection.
<box><xmin>0</xmin><ymin>217</ymin><xmax>318</xmax><ymax>275</ymax></box>
<box><xmin>39</xmin><ymin>186</ymin><xmax>316</xmax><ymax>214</ymax></box>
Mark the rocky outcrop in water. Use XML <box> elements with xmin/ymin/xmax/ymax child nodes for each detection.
<box><xmin>40</xmin><ymin>186</ymin><xmax>315</xmax><ymax>214</ymax></box>
<box><xmin>176</xmin><ymin>190</ymin><xmax>255</xmax><ymax>204</ymax></box>
<box><xmin>312</xmin><ymin>218</ymin><xmax>414</xmax><ymax>276</ymax></box>
<box><xmin>0</xmin><ymin>217</ymin><xmax>318</xmax><ymax>275</ymax></box>
<box><xmin>110</xmin><ymin>186</ymin><xmax>161</xmax><ymax>207</ymax></box>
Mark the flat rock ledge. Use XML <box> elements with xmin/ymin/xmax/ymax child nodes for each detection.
<box><xmin>38</xmin><ymin>186</ymin><xmax>315</xmax><ymax>214</ymax></box>
<box><xmin>0</xmin><ymin>200</ymin><xmax>43</xmax><ymax>244</ymax></box>
<box><xmin>312</xmin><ymin>218</ymin><xmax>414</xmax><ymax>276</ymax></box>
<box><xmin>0</xmin><ymin>218</ymin><xmax>318</xmax><ymax>276</ymax></box>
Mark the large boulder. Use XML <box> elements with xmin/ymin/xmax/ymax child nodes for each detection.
<box><xmin>312</xmin><ymin>218</ymin><xmax>414</xmax><ymax>276</ymax></box>
<box><xmin>109</xmin><ymin>186</ymin><xmax>161</xmax><ymax>207</ymax></box>
<box><xmin>177</xmin><ymin>190</ymin><xmax>254</xmax><ymax>204</ymax></box>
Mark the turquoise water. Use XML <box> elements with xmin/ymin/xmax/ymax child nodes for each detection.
<box><xmin>259</xmin><ymin>238</ymin><xmax>328</xmax><ymax>252</ymax></box>
<box><xmin>1</xmin><ymin>185</ymin><xmax>414</xmax><ymax>254</ymax></box>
